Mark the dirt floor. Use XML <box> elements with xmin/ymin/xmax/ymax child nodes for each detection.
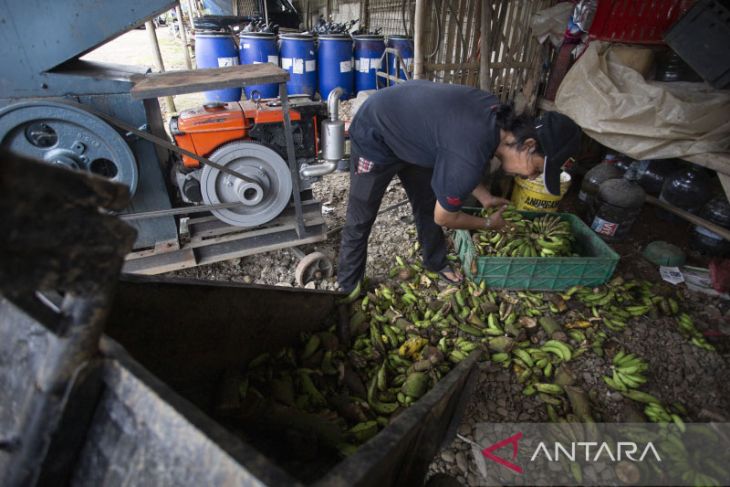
<box><xmin>91</xmin><ymin>27</ymin><xmax>730</xmax><ymax>486</ymax></box>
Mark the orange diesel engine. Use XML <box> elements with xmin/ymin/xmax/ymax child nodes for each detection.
<box><xmin>169</xmin><ymin>98</ymin><xmax>328</xmax><ymax>227</ymax></box>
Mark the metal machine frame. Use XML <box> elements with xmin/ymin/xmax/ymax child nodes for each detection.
<box><xmin>0</xmin><ymin>1</ymin><xmax>332</xmax><ymax>277</ymax></box>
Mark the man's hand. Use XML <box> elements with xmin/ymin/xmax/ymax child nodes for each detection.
<box><xmin>485</xmin><ymin>205</ymin><xmax>508</xmax><ymax>230</ymax></box>
<box><xmin>483</xmin><ymin>194</ymin><xmax>511</xmax><ymax>208</ymax></box>
<box><xmin>471</xmin><ymin>183</ymin><xmax>510</xmax><ymax>208</ymax></box>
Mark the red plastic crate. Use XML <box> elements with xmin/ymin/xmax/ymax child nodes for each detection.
<box><xmin>589</xmin><ymin>0</ymin><xmax>696</xmax><ymax>44</ymax></box>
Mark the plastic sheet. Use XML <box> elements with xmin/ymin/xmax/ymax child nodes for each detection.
<box><xmin>555</xmin><ymin>42</ymin><xmax>730</xmax><ymax>174</ymax></box>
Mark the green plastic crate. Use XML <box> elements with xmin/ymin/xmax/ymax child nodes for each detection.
<box><xmin>453</xmin><ymin>209</ymin><xmax>619</xmax><ymax>290</ymax></box>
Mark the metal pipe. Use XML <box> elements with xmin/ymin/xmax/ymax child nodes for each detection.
<box><xmin>327</xmin><ymin>86</ymin><xmax>343</xmax><ymax>121</ymax></box>
<box><xmin>299</xmin><ymin>161</ymin><xmax>337</xmax><ymax>178</ymax></box>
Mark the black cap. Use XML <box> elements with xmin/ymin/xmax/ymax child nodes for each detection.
<box><xmin>535</xmin><ymin>112</ymin><xmax>582</xmax><ymax>196</ymax></box>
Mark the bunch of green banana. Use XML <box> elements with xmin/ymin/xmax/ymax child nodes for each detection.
<box><xmin>676</xmin><ymin>313</ymin><xmax>715</xmax><ymax>351</ymax></box>
<box><xmin>540</xmin><ymin>340</ymin><xmax>573</xmax><ymax>362</ymax></box>
<box><xmin>660</xmin><ymin>431</ymin><xmax>726</xmax><ymax>486</ymax></box>
<box><xmin>652</xmin><ymin>295</ymin><xmax>680</xmax><ymax>316</ymax></box>
<box><xmin>471</xmin><ymin>207</ymin><xmax>576</xmax><ymax>257</ymax></box>
<box><xmin>644</xmin><ymin>402</ymin><xmax>685</xmax><ymax>427</ymax></box>
<box><xmin>602</xmin><ymin>350</ymin><xmax>647</xmax><ymax>392</ymax></box>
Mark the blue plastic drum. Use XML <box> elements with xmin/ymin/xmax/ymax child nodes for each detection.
<box><xmin>195</xmin><ymin>32</ymin><xmax>242</xmax><ymax>102</ymax></box>
<box><xmin>317</xmin><ymin>34</ymin><xmax>354</xmax><ymax>100</ymax></box>
<box><xmin>279</xmin><ymin>33</ymin><xmax>317</xmax><ymax>96</ymax></box>
<box><xmin>387</xmin><ymin>35</ymin><xmax>414</xmax><ymax>82</ymax></box>
<box><xmin>239</xmin><ymin>32</ymin><xmax>280</xmax><ymax>99</ymax></box>
<box><xmin>353</xmin><ymin>35</ymin><xmax>385</xmax><ymax>93</ymax></box>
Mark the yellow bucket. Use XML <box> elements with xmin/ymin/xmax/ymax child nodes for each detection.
<box><xmin>511</xmin><ymin>171</ymin><xmax>571</xmax><ymax>212</ymax></box>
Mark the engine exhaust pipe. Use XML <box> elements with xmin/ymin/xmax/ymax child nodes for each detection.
<box><xmin>300</xmin><ymin>88</ymin><xmax>345</xmax><ymax>178</ymax></box>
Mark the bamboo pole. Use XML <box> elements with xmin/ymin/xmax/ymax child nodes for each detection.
<box><xmin>413</xmin><ymin>0</ymin><xmax>427</xmax><ymax>79</ymax></box>
<box><xmin>145</xmin><ymin>20</ymin><xmax>177</xmax><ymax>113</ymax></box>
<box><xmin>479</xmin><ymin>0</ymin><xmax>491</xmax><ymax>90</ymax></box>
<box><xmin>646</xmin><ymin>195</ymin><xmax>730</xmax><ymax>242</ymax></box>
<box><xmin>176</xmin><ymin>3</ymin><xmax>193</xmax><ymax>70</ymax></box>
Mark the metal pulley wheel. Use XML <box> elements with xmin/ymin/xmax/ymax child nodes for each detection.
<box><xmin>295</xmin><ymin>251</ymin><xmax>334</xmax><ymax>286</ymax></box>
<box><xmin>0</xmin><ymin>100</ymin><xmax>139</xmax><ymax>194</ymax></box>
<box><xmin>200</xmin><ymin>141</ymin><xmax>292</xmax><ymax>227</ymax></box>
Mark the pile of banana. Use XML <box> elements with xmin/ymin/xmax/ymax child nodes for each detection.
<box><xmin>676</xmin><ymin>312</ymin><xmax>715</xmax><ymax>351</ymax></box>
<box><xmin>602</xmin><ymin>350</ymin><xmax>648</xmax><ymax>391</ymax></box>
<box><xmin>472</xmin><ymin>207</ymin><xmax>576</xmax><ymax>257</ymax></box>
<box><xmin>222</xmin><ymin>250</ymin><xmax>716</xmax><ymax>466</ymax></box>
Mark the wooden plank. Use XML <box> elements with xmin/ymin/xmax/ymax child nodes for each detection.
<box><xmin>425</xmin><ymin>61</ymin><xmax>480</xmax><ymax>70</ymax></box>
<box><xmin>188</xmin><ymin>201</ymin><xmax>323</xmax><ymax>242</ymax></box>
<box><xmin>459</xmin><ymin>0</ymin><xmax>477</xmax><ymax>85</ymax></box>
<box><xmin>443</xmin><ymin>0</ymin><xmax>458</xmax><ymax>84</ymax></box>
<box><xmin>505</xmin><ymin>0</ymin><xmax>524</xmax><ymax>99</ymax></box>
<box><xmin>450</xmin><ymin>0</ymin><xmax>467</xmax><ymax>84</ymax></box>
<box><xmin>465</xmin><ymin>0</ymin><xmax>481</xmax><ymax>86</ymax></box>
<box><xmin>492</xmin><ymin>1</ymin><xmax>512</xmax><ymax>100</ymax></box>
<box><xmin>195</xmin><ymin>229</ymin><xmax>326</xmax><ymax>266</ymax></box>
<box><xmin>130</xmin><ymin>63</ymin><xmax>289</xmax><ymax>99</ymax></box>
<box><xmin>190</xmin><ymin>211</ymin><xmax>325</xmax><ymax>248</ymax></box>
<box><xmin>123</xmin><ymin>212</ymin><xmax>326</xmax><ymax>275</ymax></box>
<box><xmin>123</xmin><ymin>248</ymin><xmax>197</xmax><ymax>275</ymax></box>
<box><xmin>646</xmin><ymin>195</ymin><xmax>730</xmax><ymax>242</ymax></box>
<box><xmin>490</xmin><ymin>0</ymin><xmax>509</xmax><ymax>96</ymax></box>
<box><xmin>437</xmin><ymin>0</ymin><xmax>450</xmax><ymax>81</ymax></box>
<box><xmin>507</xmin><ymin>1</ymin><xmax>532</xmax><ymax>101</ymax></box>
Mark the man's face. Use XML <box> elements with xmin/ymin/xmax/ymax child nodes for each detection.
<box><xmin>499</xmin><ymin>138</ymin><xmax>545</xmax><ymax>179</ymax></box>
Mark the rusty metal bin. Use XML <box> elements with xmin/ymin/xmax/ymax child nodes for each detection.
<box><xmin>74</xmin><ymin>278</ymin><xmax>479</xmax><ymax>486</ymax></box>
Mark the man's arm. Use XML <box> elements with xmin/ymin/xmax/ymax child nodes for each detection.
<box><xmin>471</xmin><ymin>182</ymin><xmax>510</xmax><ymax>208</ymax></box>
<box><xmin>434</xmin><ymin>201</ymin><xmax>507</xmax><ymax>230</ymax></box>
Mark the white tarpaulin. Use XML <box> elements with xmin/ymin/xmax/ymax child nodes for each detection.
<box><xmin>555</xmin><ymin>42</ymin><xmax>730</xmax><ymax>175</ymax></box>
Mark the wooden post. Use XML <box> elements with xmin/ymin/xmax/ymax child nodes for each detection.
<box><xmin>479</xmin><ymin>0</ymin><xmax>491</xmax><ymax>91</ymax></box>
<box><xmin>176</xmin><ymin>3</ymin><xmax>193</xmax><ymax>70</ymax></box>
<box><xmin>145</xmin><ymin>20</ymin><xmax>177</xmax><ymax>113</ymax></box>
<box><xmin>360</xmin><ymin>0</ymin><xmax>369</xmax><ymax>30</ymax></box>
<box><xmin>413</xmin><ymin>0</ymin><xmax>427</xmax><ymax>79</ymax></box>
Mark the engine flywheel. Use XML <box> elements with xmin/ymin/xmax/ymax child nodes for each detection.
<box><xmin>200</xmin><ymin>141</ymin><xmax>292</xmax><ymax>227</ymax></box>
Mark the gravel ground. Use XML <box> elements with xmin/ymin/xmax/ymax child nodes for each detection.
<box><xmin>167</xmin><ymin>169</ymin><xmax>417</xmax><ymax>290</ymax></box>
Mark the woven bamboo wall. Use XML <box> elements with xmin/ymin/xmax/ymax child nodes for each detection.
<box><xmin>360</xmin><ymin>0</ymin><xmax>556</xmax><ymax>107</ymax></box>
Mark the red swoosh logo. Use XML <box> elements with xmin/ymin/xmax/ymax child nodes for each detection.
<box><xmin>481</xmin><ymin>432</ymin><xmax>523</xmax><ymax>474</ymax></box>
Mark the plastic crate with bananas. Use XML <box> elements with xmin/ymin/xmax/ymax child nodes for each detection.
<box><xmin>454</xmin><ymin>208</ymin><xmax>619</xmax><ymax>290</ymax></box>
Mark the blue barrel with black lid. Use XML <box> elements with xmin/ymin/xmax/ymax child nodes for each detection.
<box><xmin>239</xmin><ymin>32</ymin><xmax>280</xmax><ymax>99</ymax></box>
<box><xmin>279</xmin><ymin>33</ymin><xmax>317</xmax><ymax>96</ymax></box>
<box><xmin>353</xmin><ymin>35</ymin><xmax>385</xmax><ymax>93</ymax></box>
<box><xmin>317</xmin><ymin>34</ymin><xmax>354</xmax><ymax>100</ymax></box>
<box><xmin>386</xmin><ymin>35</ymin><xmax>414</xmax><ymax>82</ymax></box>
<box><xmin>195</xmin><ymin>31</ymin><xmax>242</xmax><ymax>102</ymax></box>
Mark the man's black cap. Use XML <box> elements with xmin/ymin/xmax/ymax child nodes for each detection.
<box><xmin>535</xmin><ymin>112</ymin><xmax>582</xmax><ymax>196</ymax></box>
